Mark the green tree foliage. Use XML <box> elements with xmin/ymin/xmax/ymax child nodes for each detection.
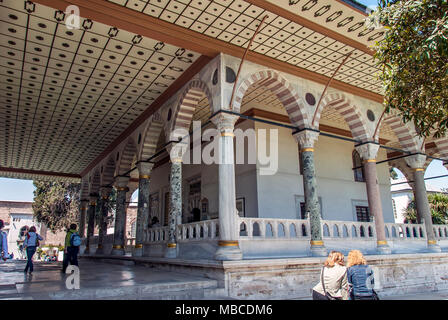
<box><xmin>94</xmin><ymin>188</ymin><xmax>117</xmax><ymax>228</ymax></box>
<box><xmin>373</xmin><ymin>0</ymin><xmax>448</xmax><ymax>138</ymax></box>
<box><xmin>32</xmin><ymin>181</ymin><xmax>81</xmax><ymax>232</ymax></box>
<box><xmin>405</xmin><ymin>192</ymin><xmax>448</xmax><ymax>224</ymax></box>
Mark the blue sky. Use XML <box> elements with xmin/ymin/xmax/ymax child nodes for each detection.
<box><xmin>0</xmin><ymin>0</ymin><xmax>445</xmax><ymax>201</ymax></box>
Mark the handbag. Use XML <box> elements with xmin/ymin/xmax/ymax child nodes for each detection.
<box><xmin>321</xmin><ymin>267</ymin><xmax>342</xmax><ymax>300</ymax></box>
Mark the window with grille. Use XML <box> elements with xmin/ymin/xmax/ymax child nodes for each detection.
<box><xmin>356</xmin><ymin>206</ymin><xmax>371</xmax><ymax>222</ymax></box>
<box><xmin>352</xmin><ymin>150</ymin><xmax>365</xmax><ymax>182</ymax></box>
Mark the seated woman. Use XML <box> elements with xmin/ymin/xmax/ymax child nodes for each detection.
<box><xmin>347</xmin><ymin>250</ymin><xmax>378</xmax><ymax>300</ymax></box>
<box><xmin>312</xmin><ymin>251</ymin><xmax>349</xmax><ymax>300</ymax></box>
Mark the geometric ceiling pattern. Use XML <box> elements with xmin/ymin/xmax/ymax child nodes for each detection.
<box><xmin>108</xmin><ymin>0</ymin><xmax>383</xmax><ymax>94</ymax></box>
<box><xmin>0</xmin><ymin>0</ymin><xmax>200</xmax><ymax>175</ymax></box>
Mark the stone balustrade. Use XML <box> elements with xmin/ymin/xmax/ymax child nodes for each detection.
<box><xmin>177</xmin><ymin>219</ymin><xmax>219</xmax><ymax>241</ymax></box>
<box><xmin>238</xmin><ymin>217</ymin><xmax>310</xmax><ymax>239</ymax></box>
<box><xmin>126</xmin><ymin>237</ymin><xmax>136</xmax><ymax>246</ymax></box>
<box><xmin>320</xmin><ymin>220</ymin><xmax>376</xmax><ymax>239</ymax></box>
<box><xmin>144</xmin><ymin>226</ymin><xmax>170</xmax><ymax>243</ymax></box>
<box><xmin>384</xmin><ymin>222</ymin><xmax>426</xmax><ymax>239</ymax></box>
<box><xmin>433</xmin><ymin>224</ymin><xmax>448</xmax><ymax>239</ymax></box>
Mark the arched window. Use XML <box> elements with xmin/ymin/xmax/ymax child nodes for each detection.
<box><xmin>352</xmin><ymin>150</ymin><xmax>365</xmax><ymax>182</ymax></box>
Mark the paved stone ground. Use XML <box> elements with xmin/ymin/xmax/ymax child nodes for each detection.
<box><xmin>1</xmin><ymin>258</ymin><xmax>447</xmax><ymax>300</ymax></box>
<box><xmin>0</xmin><ymin>258</ymin><xmax>221</xmax><ymax>300</ymax></box>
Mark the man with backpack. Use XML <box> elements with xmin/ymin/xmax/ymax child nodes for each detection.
<box><xmin>62</xmin><ymin>224</ymin><xmax>81</xmax><ymax>273</ymax></box>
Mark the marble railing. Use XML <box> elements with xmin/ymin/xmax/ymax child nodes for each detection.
<box><xmin>126</xmin><ymin>237</ymin><xmax>136</xmax><ymax>246</ymax></box>
<box><xmin>433</xmin><ymin>224</ymin><xmax>448</xmax><ymax>239</ymax></box>
<box><xmin>144</xmin><ymin>226</ymin><xmax>170</xmax><ymax>243</ymax></box>
<box><xmin>177</xmin><ymin>219</ymin><xmax>219</xmax><ymax>241</ymax></box>
<box><xmin>384</xmin><ymin>222</ymin><xmax>426</xmax><ymax>239</ymax></box>
<box><xmin>238</xmin><ymin>217</ymin><xmax>310</xmax><ymax>239</ymax></box>
<box><xmin>140</xmin><ymin>218</ymin><xmax>448</xmax><ymax>244</ymax></box>
<box><xmin>320</xmin><ymin>220</ymin><xmax>376</xmax><ymax>239</ymax></box>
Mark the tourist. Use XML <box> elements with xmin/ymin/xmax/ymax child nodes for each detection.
<box><xmin>62</xmin><ymin>224</ymin><xmax>81</xmax><ymax>273</ymax></box>
<box><xmin>23</xmin><ymin>226</ymin><xmax>43</xmax><ymax>274</ymax></box>
<box><xmin>150</xmin><ymin>216</ymin><xmax>161</xmax><ymax>228</ymax></box>
<box><xmin>0</xmin><ymin>219</ymin><xmax>10</xmax><ymax>261</ymax></box>
<box><xmin>312</xmin><ymin>250</ymin><xmax>349</xmax><ymax>300</ymax></box>
<box><xmin>346</xmin><ymin>250</ymin><xmax>378</xmax><ymax>300</ymax></box>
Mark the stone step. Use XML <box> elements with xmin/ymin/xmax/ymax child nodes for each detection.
<box><xmin>40</xmin><ymin>278</ymin><xmax>219</xmax><ymax>300</ymax></box>
<box><xmin>101</xmin><ymin>287</ymin><xmax>234</xmax><ymax>300</ymax></box>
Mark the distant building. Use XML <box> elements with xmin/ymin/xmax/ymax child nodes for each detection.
<box><xmin>0</xmin><ymin>201</ymin><xmax>66</xmax><ymax>259</ymax></box>
<box><xmin>390</xmin><ymin>179</ymin><xmax>447</xmax><ymax>223</ymax></box>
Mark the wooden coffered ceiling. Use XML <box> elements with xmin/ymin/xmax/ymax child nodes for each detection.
<box><xmin>1</xmin><ymin>0</ymin><xmax>390</xmax><ymax>181</ymax></box>
<box><xmin>0</xmin><ymin>0</ymin><xmax>202</xmax><ymax>178</ymax></box>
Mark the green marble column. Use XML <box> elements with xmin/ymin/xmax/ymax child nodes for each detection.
<box><xmin>165</xmin><ymin>158</ymin><xmax>182</xmax><ymax>258</ymax></box>
<box><xmin>112</xmin><ymin>176</ymin><xmax>129</xmax><ymax>256</ymax></box>
<box><xmin>96</xmin><ymin>187</ymin><xmax>112</xmax><ymax>255</ymax></box>
<box><xmin>134</xmin><ymin>162</ymin><xmax>153</xmax><ymax>257</ymax></box>
<box><xmin>78</xmin><ymin>200</ymin><xmax>88</xmax><ymax>238</ymax></box>
<box><xmin>294</xmin><ymin>129</ymin><xmax>326</xmax><ymax>257</ymax></box>
<box><xmin>85</xmin><ymin>195</ymin><xmax>98</xmax><ymax>255</ymax></box>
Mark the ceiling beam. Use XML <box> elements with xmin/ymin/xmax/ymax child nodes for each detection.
<box><xmin>31</xmin><ymin>0</ymin><xmax>383</xmax><ymax>103</ymax></box>
<box><xmin>0</xmin><ymin>167</ymin><xmax>81</xmax><ymax>180</ymax></box>
<box><xmin>245</xmin><ymin>0</ymin><xmax>374</xmax><ymax>55</ymax></box>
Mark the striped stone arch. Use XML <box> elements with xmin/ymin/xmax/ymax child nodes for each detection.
<box><xmin>139</xmin><ymin>114</ymin><xmax>164</xmax><ymax>162</ymax></box>
<box><xmin>383</xmin><ymin>115</ymin><xmax>421</xmax><ymax>152</ymax></box>
<box><xmin>314</xmin><ymin>92</ymin><xmax>370</xmax><ymax>142</ymax></box>
<box><xmin>80</xmin><ymin>177</ymin><xmax>90</xmax><ymax>200</ymax></box>
<box><xmin>388</xmin><ymin>159</ymin><xmax>414</xmax><ymax>183</ymax></box>
<box><xmin>171</xmin><ymin>79</ymin><xmax>213</xmax><ymax>133</ymax></box>
<box><xmin>433</xmin><ymin>137</ymin><xmax>448</xmax><ymax>160</ymax></box>
<box><xmin>100</xmin><ymin>156</ymin><xmax>116</xmax><ymax>187</ymax></box>
<box><xmin>89</xmin><ymin>170</ymin><xmax>101</xmax><ymax>196</ymax></box>
<box><xmin>233</xmin><ymin>70</ymin><xmax>308</xmax><ymax>129</ymax></box>
<box><xmin>116</xmin><ymin>138</ymin><xmax>138</xmax><ymax>176</ymax></box>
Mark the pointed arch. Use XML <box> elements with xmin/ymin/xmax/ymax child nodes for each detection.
<box><xmin>170</xmin><ymin>79</ymin><xmax>213</xmax><ymax>133</ymax></box>
<box><xmin>233</xmin><ymin>70</ymin><xmax>309</xmax><ymax>129</ymax></box>
<box><xmin>383</xmin><ymin>115</ymin><xmax>421</xmax><ymax>152</ymax></box>
<box><xmin>89</xmin><ymin>170</ymin><xmax>101</xmax><ymax>196</ymax></box>
<box><xmin>139</xmin><ymin>114</ymin><xmax>164</xmax><ymax>162</ymax></box>
<box><xmin>315</xmin><ymin>92</ymin><xmax>370</xmax><ymax>142</ymax></box>
<box><xmin>433</xmin><ymin>137</ymin><xmax>448</xmax><ymax>160</ymax></box>
<box><xmin>100</xmin><ymin>156</ymin><xmax>116</xmax><ymax>187</ymax></box>
<box><xmin>116</xmin><ymin>138</ymin><xmax>138</xmax><ymax>176</ymax></box>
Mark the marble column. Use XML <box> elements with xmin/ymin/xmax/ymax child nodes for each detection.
<box><xmin>134</xmin><ymin>162</ymin><xmax>153</xmax><ymax>257</ymax></box>
<box><xmin>112</xmin><ymin>176</ymin><xmax>129</xmax><ymax>256</ymax></box>
<box><xmin>78</xmin><ymin>199</ymin><xmax>89</xmax><ymax>238</ymax></box>
<box><xmin>355</xmin><ymin>142</ymin><xmax>391</xmax><ymax>255</ymax></box>
<box><xmin>85</xmin><ymin>194</ymin><xmax>98</xmax><ymax>255</ymax></box>
<box><xmin>294</xmin><ymin>129</ymin><xmax>327</xmax><ymax>257</ymax></box>
<box><xmin>406</xmin><ymin>154</ymin><xmax>441</xmax><ymax>252</ymax></box>
<box><xmin>212</xmin><ymin>113</ymin><xmax>242</xmax><ymax>261</ymax></box>
<box><xmin>164</xmin><ymin>154</ymin><xmax>182</xmax><ymax>259</ymax></box>
<box><xmin>96</xmin><ymin>187</ymin><xmax>112</xmax><ymax>255</ymax></box>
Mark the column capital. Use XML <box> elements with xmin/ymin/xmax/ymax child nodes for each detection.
<box><xmin>355</xmin><ymin>142</ymin><xmax>379</xmax><ymax>161</ymax></box>
<box><xmin>114</xmin><ymin>176</ymin><xmax>130</xmax><ymax>189</ymax></box>
<box><xmin>405</xmin><ymin>154</ymin><xmax>426</xmax><ymax>169</ymax></box>
<box><xmin>100</xmin><ymin>186</ymin><xmax>113</xmax><ymax>199</ymax></box>
<box><xmin>136</xmin><ymin>161</ymin><xmax>154</xmax><ymax>177</ymax></box>
<box><xmin>210</xmin><ymin>112</ymin><xmax>238</xmax><ymax>134</ymax></box>
<box><xmin>293</xmin><ymin>129</ymin><xmax>320</xmax><ymax>149</ymax></box>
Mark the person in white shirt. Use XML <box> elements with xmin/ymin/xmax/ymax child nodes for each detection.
<box><xmin>312</xmin><ymin>250</ymin><xmax>349</xmax><ymax>300</ymax></box>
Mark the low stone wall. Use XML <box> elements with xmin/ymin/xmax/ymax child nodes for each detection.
<box><xmin>221</xmin><ymin>253</ymin><xmax>448</xmax><ymax>299</ymax></box>
<box><xmin>84</xmin><ymin>252</ymin><xmax>448</xmax><ymax>299</ymax></box>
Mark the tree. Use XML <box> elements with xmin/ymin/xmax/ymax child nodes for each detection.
<box><xmin>405</xmin><ymin>192</ymin><xmax>448</xmax><ymax>224</ymax></box>
<box><xmin>390</xmin><ymin>167</ymin><xmax>399</xmax><ymax>179</ymax></box>
<box><xmin>372</xmin><ymin>0</ymin><xmax>448</xmax><ymax>138</ymax></box>
<box><xmin>94</xmin><ymin>188</ymin><xmax>117</xmax><ymax>229</ymax></box>
<box><xmin>32</xmin><ymin>181</ymin><xmax>81</xmax><ymax>232</ymax></box>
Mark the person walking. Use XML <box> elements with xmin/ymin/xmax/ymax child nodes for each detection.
<box><xmin>346</xmin><ymin>250</ymin><xmax>378</xmax><ymax>300</ymax></box>
<box><xmin>23</xmin><ymin>226</ymin><xmax>43</xmax><ymax>274</ymax></box>
<box><xmin>0</xmin><ymin>219</ymin><xmax>10</xmax><ymax>261</ymax></box>
<box><xmin>62</xmin><ymin>224</ymin><xmax>81</xmax><ymax>273</ymax></box>
<box><xmin>312</xmin><ymin>250</ymin><xmax>349</xmax><ymax>300</ymax></box>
